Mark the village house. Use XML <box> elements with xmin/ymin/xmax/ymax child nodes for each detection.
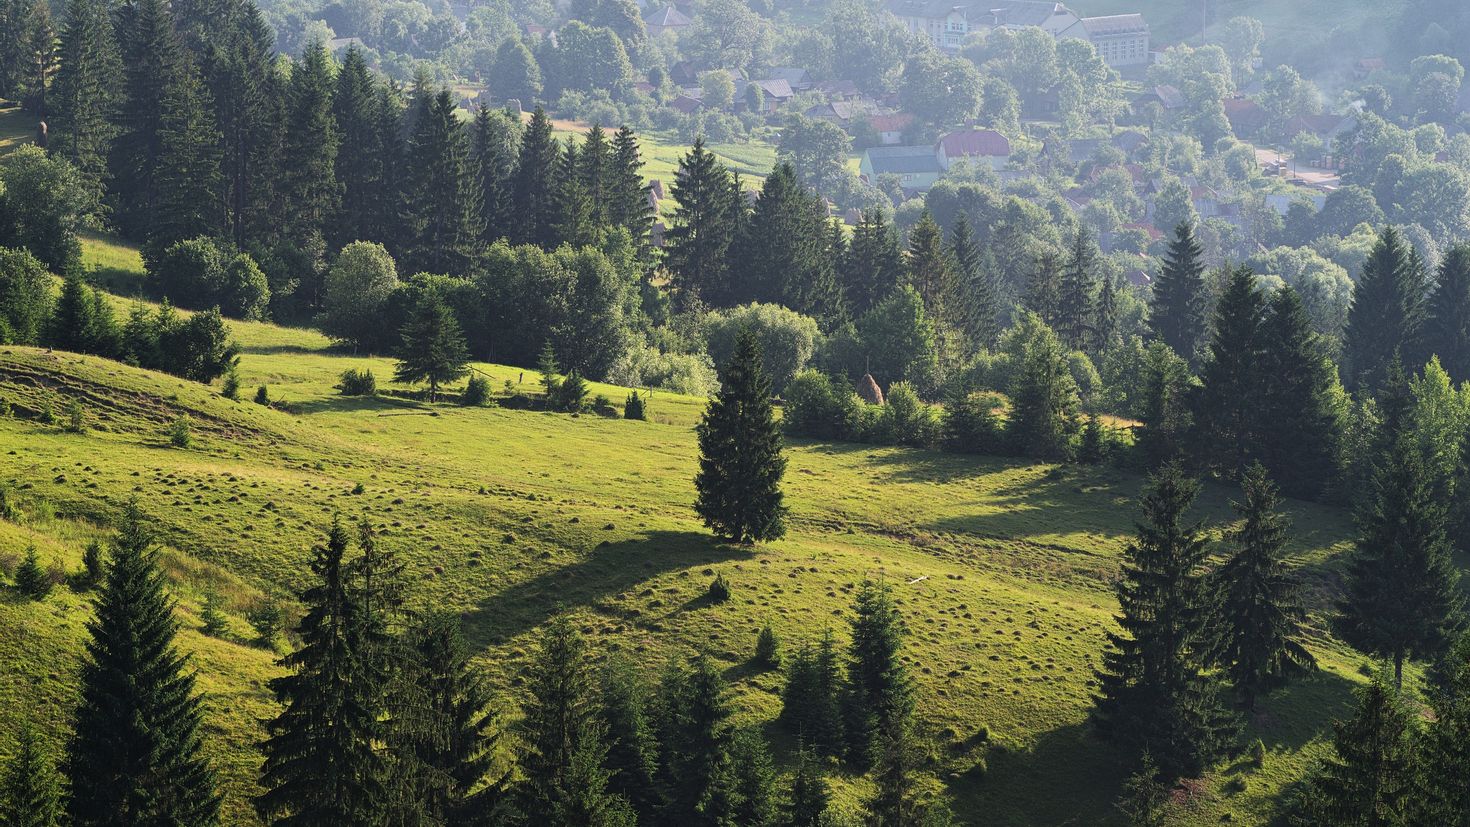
<box><xmin>936</xmin><ymin>128</ymin><xmax>1011</xmax><ymax>170</ymax></box>
<box><xmin>859</xmin><ymin>145</ymin><xmax>944</xmax><ymax>191</ymax></box>
<box><xmin>1077</xmin><ymin>14</ymin><xmax>1149</xmax><ymax>66</ymax></box>
<box><xmin>867</xmin><ymin>113</ymin><xmax>915</xmax><ymax>146</ymax></box>
<box><xmin>643</xmin><ymin>4</ymin><xmax>692</xmax><ymax>36</ymax></box>
<box><xmin>883</xmin><ymin>0</ymin><xmax>1149</xmax><ymax>67</ymax></box>
<box><xmin>747</xmin><ymin>79</ymin><xmax>795</xmax><ymax>112</ymax></box>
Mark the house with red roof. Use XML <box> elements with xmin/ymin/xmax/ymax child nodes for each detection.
<box><xmin>867</xmin><ymin>112</ymin><xmax>915</xmax><ymax>145</ymax></box>
<box><xmin>935</xmin><ymin>128</ymin><xmax>1012</xmax><ymax>170</ymax></box>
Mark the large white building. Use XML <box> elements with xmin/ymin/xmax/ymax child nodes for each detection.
<box><xmin>884</xmin><ymin>0</ymin><xmax>1150</xmax><ymax>67</ymax></box>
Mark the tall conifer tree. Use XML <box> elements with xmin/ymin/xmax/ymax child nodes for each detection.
<box><xmin>1057</xmin><ymin>229</ymin><xmax>1097</xmax><ymax>352</ymax></box>
<box><xmin>607</xmin><ymin>125</ymin><xmax>652</xmax><ymax>248</ymax></box>
<box><xmin>1295</xmin><ymin>673</ymin><xmax>1415</xmax><ymax>825</ymax></box>
<box><xmin>151</xmin><ymin>52</ymin><xmax>225</xmax><ymax>251</ymax></box>
<box><xmin>600</xmin><ymin>654</ymin><xmax>661</xmax><ymax>822</ymax></box>
<box><xmin>473</xmin><ymin>104</ymin><xmax>520</xmax><ymax>244</ymax></box>
<box><xmin>208</xmin><ymin>0</ymin><xmax>281</xmax><ymax>250</ymax></box>
<box><xmin>949</xmin><ymin>214</ymin><xmax>998</xmax><ymax>351</ymax></box>
<box><xmin>1424</xmin><ymin>244</ymin><xmax>1470</xmax><ymax>383</ymax></box>
<box><xmin>400</xmin><ymin>89</ymin><xmax>481</xmax><ymax>276</ymax></box>
<box><xmin>1344</xmin><ymin>226</ymin><xmax>1425</xmax><ymax>395</ymax></box>
<box><xmin>1092</xmin><ymin>465</ymin><xmax>1238</xmax><ymax>779</ymax></box>
<box><xmin>49</xmin><ymin>0</ymin><xmax>120</xmax><ymax>219</ymax></box>
<box><xmin>330</xmin><ymin>46</ymin><xmax>385</xmax><ymax>249</ymax></box>
<box><xmin>694</xmin><ymin>331</ymin><xmax>787</xmax><ymax>544</ymax></box>
<box><xmin>512</xmin><ymin>106</ymin><xmax>560</xmax><ymax>247</ymax></box>
<box><xmin>1255</xmin><ymin>286</ymin><xmax>1342</xmax><ymax>500</ymax></box>
<box><xmin>66</xmin><ymin>501</ymin><xmax>220</xmax><ymax>827</ymax></box>
<box><xmin>110</xmin><ymin>0</ymin><xmax>182</xmax><ymax>239</ymax></box>
<box><xmin>665</xmin><ymin>138</ymin><xmax>734</xmax><ymax>307</ymax></box>
<box><xmin>1191</xmin><ymin>266</ymin><xmax>1266</xmax><ymax>474</ymax></box>
<box><xmin>278</xmin><ymin>40</ymin><xmax>340</xmax><ymax>308</ymax></box>
<box><xmin>737</xmin><ymin>163</ymin><xmax>841</xmax><ymax>321</ymax></box>
<box><xmin>2</xmin><ymin>724</ymin><xmax>61</xmax><ymax>827</ymax></box>
<box><xmin>655</xmin><ymin>654</ymin><xmax>733</xmax><ymax>826</ymax></box>
<box><xmin>843</xmin><ymin>579</ymin><xmax>914</xmax><ymax>769</ymax></box>
<box><xmin>840</xmin><ymin>208</ymin><xmax>903</xmax><ymax>320</ymax></box>
<box><xmin>1148</xmin><ymin>222</ymin><xmax>1208</xmax><ymax>367</ymax></box>
<box><xmin>1023</xmin><ymin>252</ymin><xmax>1062</xmax><ymax>328</ymax></box>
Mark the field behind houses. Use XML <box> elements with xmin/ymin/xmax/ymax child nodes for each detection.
<box><xmin>0</xmin><ymin>232</ymin><xmax>1383</xmax><ymax>825</ymax></box>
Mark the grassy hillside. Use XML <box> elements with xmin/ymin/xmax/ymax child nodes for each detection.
<box><xmin>0</xmin><ymin>234</ymin><xmax>1382</xmax><ymax>825</ymax></box>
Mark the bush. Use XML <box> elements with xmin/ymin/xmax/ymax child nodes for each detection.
<box><xmin>65</xmin><ymin>400</ymin><xmax>85</xmax><ymax>433</ymax></box>
<box><xmin>148</xmin><ymin>237</ymin><xmax>269</xmax><ymax>319</ymax></box>
<box><xmin>754</xmin><ymin>622</ymin><xmax>780</xmax><ymax>667</ymax></box>
<box><xmin>1077</xmin><ymin>414</ymin><xmax>1116</xmax><ymax>464</ymax></box>
<box><xmin>783</xmin><ymin>369</ymin><xmax>859</xmax><ymax>439</ymax></box>
<box><xmin>337</xmin><ymin>368</ymin><xmax>378</xmax><ymax>396</ymax></box>
<box><xmin>0</xmin><ymin>486</ymin><xmax>15</xmax><ymax>521</ymax></box>
<box><xmin>15</xmin><ymin>546</ymin><xmax>51</xmax><ymax>600</ymax></box>
<box><xmin>168</xmin><ymin>414</ymin><xmax>193</xmax><ymax>448</ymax></box>
<box><xmin>703</xmin><ymin>303</ymin><xmax>822</xmax><ymax>394</ymax></box>
<box><xmin>254</xmin><ymin>385</ymin><xmax>270</xmax><ymax>405</ymax></box>
<box><xmin>943</xmin><ymin>391</ymin><xmax>1005</xmax><ymax>454</ymax></box>
<box><xmin>624</xmin><ymin>391</ymin><xmax>647</xmax><ymax>420</ymax></box>
<box><xmin>246</xmin><ymin>599</ymin><xmax>284</xmax><ymax>647</ymax></box>
<box><xmin>590</xmin><ymin>394</ymin><xmax>617</xmax><ymax>417</ymax></box>
<box><xmin>865</xmin><ymin>382</ymin><xmax>939</xmax><ymax>447</ymax></box>
<box><xmin>551</xmin><ymin>370</ymin><xmax>588</xmax><ymax>413</ymax></box>
<box><xmin>708</xmin><ymin>573</ymin><xmax>732</xmax><ymax>603</ymax></box>
<box><xmin>461</xmin><ymin>375</ymin><xmax>490</xmax><ymax>406</ymax></box>
<box><xmin>80</xmin><ymin>539</ymin><xmax>103</xmax><ymax>588</ymax></box>
<box><xmin>200</xmin><ymin>588</ymin><xmax>230</xmax><ymax>637</ymax></box>
<box><xmin>607</xmin><ymin>345</ymin><xmax>718</xmax><ymax>396</ymax></box>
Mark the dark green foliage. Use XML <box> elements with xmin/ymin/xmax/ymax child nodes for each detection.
<box><xmin>2</xmin><ymin>723</ymin><xmax>61</xmax><ymax>827</ymax></box>
<box><xmin>168</xmin><ymin>413</ymin><xmax>191</xmax><ymax>447</ymax></box>
<box><xmin>66</xmin><ymin>501</ymin><xmax>220</xmax><ymax>826</ymax></box>
<box><xmin>664</xmin><ymin>139</ymin><xmax>735</xmax><ymax>307</ymax></box>
<box><xmin>512</xmin><ymin>107</ymin><xmax>561</xmax><ymax>248</ymax></box>
<box><xmin>473</xmin><ymin>105</ymin><xmax>521</xmax><ymax>245</ymax></box>
<box><xmin>844</xmin><ymin>579</ymin><xmax>914</xmax><ymax>769</ymax></box>
<box><xmin>150</xmin><ymin>53</ymin><xmax>225</xmax><ymax>252</ymax></box>
<box><xmin>1148</xmin><ymin>223</ymin><xmax>1208</xmax><ymax>367</ymax></box>
<box><xmin>245</xmin><ymin>598</ymin><xmax>282</xmax><ymax>646</ymax></box>
<box><xmin>276</xmin><ymin>40</ymin><xmax>340</xmax><ymax>311</ymax></box>
<box><xmin>199</xmin><ymin>587</ymin><xmax>229</xmax><ymax>637</ymax></box>
<box><xmin>0</xmin><ymin>145</ymin><xmax>88</xmax><ymax>274</ymax></box>
<box><xmin>1423</xmin><ymin>244</ymin><xmax>1470</xmax><ymax>383</ymax></box>
<box><xmin>1191</xmin><ymin>266</ymin><xmax>1266</xmax><ymax>475</ymax></box>
<box><xmin>1057</xmin><ymin>230</ymin><xmax>1097</xmax><ymax>352</ymax></box>
<box><xmin>782</xmin><ymin>370</ymin><xmax>859</xmax><ymax>440</ymax></box>
<box><xmin>1340</xmin><ymin>368</ymin><xmax>1463</xmax><ymax>688</ymax></box>
<box><xmin>736</xmin><ymin>163</ymin><xmax>842</xmax><ymax>323</ymax></box>
<box><xmin>253</xmin><ymin>385</ymin><xmax>269</xmax><ymax>405</ymax></box>
<box><xmin>655</xmin><ymin>653</ymin><xmax>732</xmax><ymax>826</ymax></box>
<box><xmin>49</xmin><ymin>0</ymin><xmax>121</xmax><ymax>220</ymax></box>
<box><xmin>551</xmin><ymin>370</ymin><xmax>589</xmax><ymax>413</ymax></box>
<box><xmin>1418</xmin><ymin>635</ymin><xmax>1470</xmax><ymax>825</ymax></box>
<box><xmin>725</xmin><ymin>727</ymin><xmax>778</xmax><ymax>827</ymax></box>
<box><xmin>1252</xmin><ymin>287</ymin><xmax>1342</xmax><ymax>499</ymax></box>
<box><xmin>461</xmin><ymin>375</ymin><xmax>490</xmax><ymax>406</ymax></box>
<box><xmin>786</xmin><ymin>741</ymin><xmax>831</xmax><ymax>827</ymax></box>
<box><xmin>208</xmin><ymin>1</ymin><xmax>281</xmax><ymax>250</ymax></box>
<box><xmin>15</xmin><ymin>545</ymin><xmax>51</xmax><ymax>599</ymax></box>
<box><xmin>754</xmin><ymin>621</ymin><xmax>780</xmax><ymax>667</ymax></box>
<box><xmin>330</xmin><ymin>46</ymin><xmax>388</xmax><ymax>250</ymax></box>
<box><xmin>943</xmin><ymin>390</ymin><xmax>1004</xmax><ymax>455</ymax></box>
<box><xmin>46</xmin><ymin>273</ymin><xmax>118</xmax><ymax>357</ymax></box>
<box><xmin>695</xmin><ymin>332</ymin><xmax>788</xmax><ymax>543</ymax></box>
<box><xmin>608</xmin><ymin>126</ymin><xmax>653</xmax><ymax>250</ymax></box>
<box><xmin>0</xmin><ymin>247</ymin><xmax>53</xmax><ymax>345</ymax></box>
<box><xmin>337</xmin><ymin>369</ymin><xmax>377</xmax><ymax>396</ymax></box>
<box><xmin>1092</xmin><ymin>465</ymin><xmax>1238</xmax><ymax>779</ymax></box>
<box><xmin>490</xmin><ymin>37</ymin><xmax>542</xmax><ymax>104</ymax></box>
<box><xmin>779</xmin><ymin>629</ymin><xmax>844</xmax><ymax>758</ymax></box>
<box><xmin>400</xmin><ymin>89</ymin><xmax>481</xmax><ymax>276</ymax></box>
<box><xmin>149</xmin><ymin>236</ymin><xmax>268</xmax><ymax>319</ymax></box>
<box><xmin>118</xmin><ymin>303</ymin><xmax>238</xmax><ymax>383</ymax></box>
<box><xmin>1115</xmin><ymin>752</ymin><xmax>1167</xmax><ymax>827</ymax></box>
<box><xmin>1006</xmin><ymin>316</ymin><xmax>1081</xmax><ymax>461</ymax></box>
<box><xmin>1135</xmin><ymin>342</ymin><xmax>1194</xmax><ymax>470</ymax></box>
<box><xmin>1293</xmin><ymin>672</ymin><xmax>1415</xmax><ymax>826</ymax></box>
<box><xmin>1213</xmin><ymin>463</ymin><xmax>1315</xmax><ymax>709</ymax></box>
<box><xmin>109</xmin><ymin>0</ymin><xmax>182</xmax><ymax>240</ymax></box>
<box><xmin>1024</xmin><ymin>253</ymin><xmax>1062</xmax><ymax>328</ymax></box>
<box><xmin>1344</xmin><ymin>226</ymin><xmax>1425</xmax><ymax>395</ymax></box>
<box><xmin>1077</xmin><ymin>413</ymin><xmax>1111</xmax><ymax>465</ymax></box>
<box><xmin>1095</xmin><ymin>272</ymin><xmax>1120</xmax><ymax>356</ymax></box>
<box><xmin>79</xmin><ymin>539</ymin><xmax>102</xmax><ymax>588</ymax></box>
<box><xmin>948</xmin><ymin>214</ymin><xmax>998</xmax><ymax>351</ymax></box>
<box><xmin>864</xmin><ymin>719</ymin><xmax>926</xmax><ymax>827</ymax></box>
<box><xmin>600</xmin><ymin>654</ymin><xmax>661</xmax><ymax>821</ymax></box>
<box><xmin>624</xmin><ymin>391</ymin><xmax>647</xmax><ymax>420</ymax></box>
<box><xmin>394</xmin><ymin>295</ymin><xmax>471</xmax><ymax>402</ymax></box>
<box><xmin>707</xmin><ymin>572</ymin><xmax>732</xmax><ymax>603</ymax></box>
<box><xmin>905</xmin><ymin>210</ymin><xmax>952</xmax><ymax>334</ymax></box>
<box><xmin>256</xmin><ymin>519</ymin><xmax>384</xmax><ymax>824</ymax></box>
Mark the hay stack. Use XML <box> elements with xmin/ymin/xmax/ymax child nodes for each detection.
<box><xmin>856</xmin><ymin>373</ymin><xmax>884</xmax><ymax>405</ymax></box>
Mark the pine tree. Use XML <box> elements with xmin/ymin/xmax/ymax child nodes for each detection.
<box><xmin>694</xmin><ymin>331</ymin><xmax>787</xmax><ymax>544</ymax></box>
<box><xmin>1296</xmin><ymin>672</ymin><xmax>1415</xmax><ymax>826</ymax></box>
<box><xmin>906</xmin><ymin>210</ymin><xmax>952</xmax><ymax>329</ymax></box>
<box><xmin>1006</xmin><ymin>315</ymin><xmax>1082</xmax><ymax>461</ymax></box>
<box><xmin>554</xmin><ymin>138</ymin><xmax>597</xmax><ymax>248</ymax></box>
<box><xmin>199</xmin><ymin>586</ymin><xmax>229</xmax><ymax>637</ymax></box>
<box><xmin>1092</xmin><ymin>465</ymin><xmax>1238</xmax><ymax>779</ymax></box>
<box><xmin>150</xmin><ymin>52</ymin><xmax>225</xmax><ymax>251</ymax></box>
<box><xmin>600</xmin><ymin>653</ymin><xmax>661</xmax><ymax>821</ymax></box>
<box><xmin>1424</xmin><ymin>244</ymin><xmax>1470</xmax><ymax>383</ymax></box>
<box><xmin>473</xmin><ymin>104</ymin><xmax>520</xmax><ymax>245</ymax></box>
<box><xmin>66</xmin><ymin>501</ymin><xmax>220</xmax><ymax>827</ymax></box>
<box><xmin>1212</xmin><ymin>463</ymin><xmax>1315</xmax><ymax>710</ymax></box>
<box><xmin>512</xmin><ymin>106</ymin><xmax>561</xmax><ymax>247</ymax></box>
<box><xmin>1418</xmin><ymin>635</ymin><xmax>1470</xmax><ymax>825</ymax></box>
<box><xmin>607</xmin><ymin>125</ymin><xmax>652</xmax><ymax>248</ymax></box>
<box><xmin>840</xmin><ymin>208</ymin><xmax>904</xmax><ymax>319</ymax></box>
<box><xmin>1191</xmin><ymin>266</ymin><xmax>1267</xmax><ymax>475</ymax></box>
<box><xmin>779</xmin><ymin>629</ymin><xmax>844</xmax><ymax>758</ymax></box>
<box><xmin>15</xmin><ymin>0</ymin><xmax>54</xmax><ymax>116</ymax></box>
<box><xmin>109</xmin><ymin>0</ymin><xmax>183</xmax><ymax>239</ymax></box>
<box><xmin>208</xmin><ymin>0</ymin><xmax>282</xmax><ymax>251</ymax></box>
<box><xmin>725</xmin><ymin>727</ymin><xmax>777</xmax><ymax>827</ymax></box>
<box><xmin>1023</xmin><ymin>252</ymin><xmax>1062</xmax><ymax>328</ymax></box>
<box><xmin>578</xmin><ymin>123</ymin><xmax>611</xmax><ymax>225</ymax></box>
<box><xmin>331</xmin><ymin>46</ymin><xmax>386</xmax><ymax>250</ymax></box>
<box><xmin>393</xmin><ymin>295</ymin><xmax>470</xmax><ymax>402</ymax></box>
<box><xmin>277</xmin><ymin>39</ymin><xmax>340</xmax><ymax>309</ymax></box>
<box><xmin>80</xmin><ymin>539</ymin><xmax>103</xmax><ymax>588</ymax></box>
<box><xmin>844</xmin><ymin>579</ymin><xmax>914</xmax><ymax>769</ymax></box>
<box><xmin>949</xmin><ymin>214</ymin><xmax>998</xmax><ymax>351</ymax></box>
<box><xmin>1345</xmin><ymin>226</ymin><xmax>1426</xmax><ymax>395</ymax></box>
<box><xmin>256</xmin><ymin>518</ymin><xmax>384</xmax><ymax>825</ymax></box>
<box><xmin>1148</xmin><ymin>222</ymin><xmax>1209</xmax><ymax>367</ymax></box>
<box><xmin>2</xmin><ymin>723</ymin><xmax>61</xmax><ymax>827</ymax></box>
<box><xmin>864</xmin><ymin>719</ymin><xmax>923</xmax><ymax>827</ymax></box>
<box><xmin>400</xmin><ymin>89</ymin><xmax>481</xmax><ymax>275</ymax></box>
<box><xmin>1115</xmin><ymin>752</ymin><xmax>1168</xmax><ymax>827</ymax></box>
<box><xmin>49</xmin><ymin>0</ymin><xmax>120</xmax><ymax>220</ymax></box>
<box><xmin>737</xmin><ymin>163</ymin><xmax>842</xmax><ymax>322</ymax></box>
<box><xmin>14</xmin><ymin>545</ymin><xmax>50</xmax><ymax>599</ymax></box>
<box><xmin>1255</xmin><ymin>286</ymin><xmax>1343</xmax><ymax>499</ymax></box>
<box><xmin>1057</xmin><ymin>230</ymin><xmax>1098</xmax><ymax>352</ymax></box>
<box><xmin>785</xmin><ymin>741</ymin><xmax>830</xmax><ymax>827</ymax></box>
<box><xmin>1340</xmin><ymin>367</ymin><xmax>1463</xmax><ymax>689</ymax></box>
<box><xmin>665</xmin><ymin>138</ymin><xmax>734</xmax><ymax>307</ymax></box>
<box><xmin>655</xmin><ymin>653</ymin><xmax>732</xmax><ymax>826</ymax></box>
<box><xmin>1096</xmin><ymin>272</ymin><xmax>1120</xmax><ymax>356</ymax></box>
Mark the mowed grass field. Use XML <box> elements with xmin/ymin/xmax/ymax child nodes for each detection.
<box><xmin>0</xmin><ymin>233</ymin><xmax>1386</xmax><ymax>825</ymax></box>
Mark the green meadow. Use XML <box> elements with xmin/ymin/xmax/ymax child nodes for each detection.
<box><xmin>0</xmin><ymin>233</ymin><xmax>1379</xmax><ymax>825</ymax></box>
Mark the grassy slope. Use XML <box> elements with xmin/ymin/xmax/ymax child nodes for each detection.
<box><xmin>0</xmin><ymin>234</ymin><xmax>1378</xmax><ymax>825</ymax></box>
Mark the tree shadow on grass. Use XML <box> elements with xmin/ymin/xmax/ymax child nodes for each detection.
<box><xmin>459</xmin><ymin>530</ymin><xmax>749</xmax><ymax>649</ymax></box>
<box><xmin>952</xmin><ymin>721</ymin><xmax>1132</xmax><ymax>826</ymax></box>
<box><xmin>1244</xmin><ymin>667</ymin><xmax>1359</xmax><ymax>753</ymax></box>
<box><xmin>289</xmin><ymin>394</ymin><xmax>431</xmax><ymax>416</ymax></box>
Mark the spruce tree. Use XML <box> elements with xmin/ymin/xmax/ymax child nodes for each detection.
<box><xmin>600</xmin><ymin>653</ymin><xmax>661</xmax><ymax>821</ymax></box>
<box><xmin>208</xmin><ymin>0</ymin><xmax>282</xmax><ymax>250</ymax></box>
<box><xmin>1212</xmin><ymin>463</ymin><xmax>1315</xmax><ymax>710</ymax></box>
<box><xmin>1191</xmin><ymin>266</ymin><xmax>1267</xmax><ymax>475</ymax></box>
<box><xmin>199</xmin><ymin>587</ymin><xmax>229</xmax><ymax>637</ymax></box>
<box><xmin>277</xmin><ymin>39</ymin><xmax>340</xmax><ymax>309</ymax></box>
<box><xmin>66</xmin><ymin>501</ymin><xmax>220</xmax><ymax>827</ymax></box>
<box><xmin>1092</xmin><ymin>465</ymin><xmax>1238</xmax><ymax>779</ymax></box>
<box><xmin>2</xmin><ymin>723</ymin><xmax>60</xmax><ymax>827</ymax></box>
<box><xmin>554</xmin><ymin>138</ymin><xmax>597</xmax><ymax>248</ymax></box>
<box><xmin>1095</xmin><ymin>272</ymin><xmax>1120</xmax><ymax>356</ymax></box>
<box><xmin>473</xmin><ymin>104</ymin><xmax>520</xmax><ymax>245</ymax></box>
<box><xmin>151</xmin><ymin>53</ymin><xmax>225</xmax><ymax>251</ymax></box>
<box><xmin>1344</xmin><ymin>226</ymin><xmax>1425</xmax><ymax>395</ymax></box>
<box><xmin>1006</xmin><ymin>315</ymin><xmax>1082</xmax><ymax>461</ymax></box>
<box><xmin>1057</xmin><ymin>229</ymin><xmax>1098</xmax><ymax>352</ymax></box>
<box><xmin>1148</xmin><ymin>222</ymin><xmax>1208</xmax><ymax>367</ymax></box>
<box><xmin>840</xmin><ymin>208</ymin><xmax>903</xmax><ymax>319</ymax></box>
<box><xmin>1254</xmin><ymin>286</ymin><xmax>1342</xmax><ymax>500</ymax></box>
<box><xmin>331</xmin><ymin>46</ymin><xmax>386</xmax><ymax>250</ymax></box>
<box><xmin>785</xmin><ymin>741</ymin><xmax>831</xmax><ymax>827</ymax></box>
<box><xmin>1424</xmin><ymin>244</ymin><xmax>1470</xmax><ymax>383</ymax></box>
<box><xmin>778</xmin><ymin>630</ymin><xmax>844</xmax><ymax>758</ymax></box>
<box><xmin>905</xmin><ymin>210</ymin><xmax>952</xmax><ymax>330</ymax></box>
<box><xmin>1295</xmin><ymin>672</ymin><xmax>1415</xmax><ymax>826</ymax></box>
<box><xmin>49</xmin><ymin>0</ymin><xmax>120</xmax><ymax>220</ymax></box>
<box><xmin>725</xmin><ymin>727</ymin><xmax>777</xmax><ymax>827</ymax></box>
<box><xmin>1023</xmin><ymin>252</ymin><xmax>1062</xmax><ymax>328</ymax></box>
<box><xmin>256</xmin><ymin>518</ymin><xmax>384</xmax><ymax>825</ymax></box>
<box><xmin>665</xmin><ymin>138</ymin><xmax>734</xmax><ymax>307</ymax></box>
<box><xmin>949</xmin><ymin>213</ymin><xmax>998</xmax><ymax>351</ymax></box>
<box><xmin>400</xmin><ymin>89</ymin><xmax>481</xmax><ymax>276</ymax></box>
<box><xmin>864</xmin><ymin>719</ymin><xmax>924</xmax><ymax>827</ymax></box>
<box><xmin>578</xmin><ymin>123</ymin><xmax>611</xmax><ymax>225</ymax></box>
<box><xmin>393</xmin><ymin>295</ymin><xmax>470</xmax><ymax>402</ymax></box>
<box><xmin>1340</xmin><ymin>367</ymin><xmax>1463</xmax><ymax>688</ymax></box>
<box><xmin>737</xmin><ymin>163</ymin><xmax>842</xmax><ymax>322</ymax></box>
<box><xmin>1418</xmin><ymin>635</ymin><xmax>1470</xmax><ymax>825</ymax></box>
<box><xmin>607</xmin><ymin>125</ymin><xmax>652</xmax><ymax>248</ymax></box>
<box><xmin>694</xmin><ymin>331</ymin><xmax>787</xmax><ymax>544</ymax></box>
<box><xmin>14</xmin><ymin>544</ymin><xmax>50</xmax><ymax>599</ymax></box>
<box><xmin>655</xmin><ymin>653</ymin><xmax>732</xmax><ymax>826</ymax></box>
<box><xmin>109</xmin><ymin>0</ymin><xmax>182</xmax><ymax>239</ymax></box>
<box><xmin>844</xmin><ymin>579</ymin><xmax>914</xmax><ymax>769</ymax></box>
<box><xmin>512</xmin><ymin>106</ymin><xmax>560</xmax><ymax>248</ymax></box>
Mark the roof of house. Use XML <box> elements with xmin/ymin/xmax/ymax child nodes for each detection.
<box><xmin>816</xmin><ymin>79</ymin><xmax>860</xmax><ymax>98</ymax></box>
<box><xmin>767</xmin><ymin>67</ymin><xmax>812</xmax><ymax>88</ymax></box>
<box><xmin>669</xmin><ymin>94</ymin><xmax>702</xmax><ymax>114</ymax></box>
<box><xmin>938</xmin><ymin>128</ymin><xmax>1012</xmax><ymax>157</ymax></box>
<box><xmin>1112</xmin><ymin>129</ymin><xmax>1148</xmax><ymax>153</ymax></box>
<box><xmin>643</xmin><ymin>4</ymin><xmax>692</xmax><ymax>26</ymax></box>
<box><xmin>753</xmin><ymin>78</ymin><xmax>795</xmax><ymax>99</ymax></box>
<box><xmin>325</xmin><ymin>36</ymin><xmax>365</xmax><ymax>52</ymax></box>
<box><xmin>868</xmin><ymin>112</ymin><xmax>915</xmax><ymax>133</ymax></box>
<box><xmin>885</xmin><ymin>0</ymin><xmax>971</xmax><ymax>20</ymax></box>
<box><xmin>1152</xmin><ymin>84</ymin><xmax>1185</xmax><ymax>109</ymax></box>
<box><xmin>1080</xmin><ymin>13</ymin><xmax>1146</xmax><ymax>36</ymax></box>
<box><xmin>991</xmin><ymin>1</ymin><xmax>1073</xmax><ymax>27</ymax></box>
<box><xmin>1223</xmin><ymin>97</ymin><xmax>1268</xmax><ymax>135</ymax></box>
<box><xmin>864</xmin><ymin>146</ymin><xmax>943</xmax><ymax>175</ymax></box>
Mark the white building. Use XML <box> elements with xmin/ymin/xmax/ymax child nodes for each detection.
<box><xmin>884</xmin><ymin>0</ymin><xmax>1148</xmax><ymax>68</ymax></box>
